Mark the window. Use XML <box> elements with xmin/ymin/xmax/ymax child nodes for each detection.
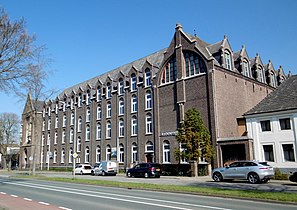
<box><xmin>224</xmin><ymin>50</ymin><xmax>232</xmax><ymax>70</ymax></box>
<box><xmin>132</xmin><ymin>143</ymin><xmax>138</xmax><ymax>163</ymax></box>
<box><xmin>77</xmin><ymin>137</ymin><xmax>81</xmax><ymax>152</ymax></box>
<box><xmin>107</xmin><ymin>102</ymin><xmax>111</xmax><ymax>118</ymax></box>
<box><xmin>119</xmin><ymin>118</ymin><xmax>124</xmax><ymax>137</ymax></box>
<box><xmin>180</xmin><ymin>143</ymin><xmax>188</xmax><ymax>163</ymax></box>
<box><xmin>42</xmin><ymin>121</ymin><xmax>45</xmax><ymax>131</ymax></box>
<box><xmin>85</xmin><ymin>146</ymin><xmax>90</xmax><ymax>163</ymax></box>
<box><xmin>163</xmin><ymin>140</ymin><xmax>170</xmax><ymax>163</ymax></box>
<box><xmin>131</xmin><ymin>73</ymin><xmax>137</xmax><ymax>91</ymax></box>
<box><xmin>53</xmin><ymin>149</ymin><xmax>57</xmax><ymax>163</ymax></box>
<box><xmin>61</xmin><ymin>149</ymin><xmax>65</xmax><ymax>164</ymax></box>
<box><xmin>270</xmin><ymin>73</ymin><xmax>276</xmax><ymax>87</ymax></box>
<box><xmin>86</xmin><ymin>125</ymin><xmax>90</xmax><ymax>141</ymax></box>
<box><xmin>263</xmin><ymin>145</ymin><xmax>274</xmax><ymax>162</ymax></box>
<box><xmin>119</xmin><ymin>98</ymin><xmax>124</xmax><ymax>115</ymax></box>
<box><xmin>55</xmin><ymin>117</ymin><xmax>59</xmax><ymax>128</ymax></box>
<box><xmin>279</xmin><ymin>118</ymin><xmax>291</xmax><ymax>130</ymax></box>
<box><xmin>184</xmin><ymin>52</ymin><xmax>206</xmax><ymax>77</ymax></box>
<box><xmin>71</xmin><ymin>97</ymin><xmax>74</xmax><ymax>109</ymax></box>
<box><xmin>106</xmin><ymin>145</ymin><xmax>111</xmax><ymax>161</ymax></box>
<box><xmin>96</xmin><ymin>123</ymin><xmax>101</xmax><ymax>140</ymax></box>
<box><xmin>54</xmin><ymin>131</ymin><xmax>58</xmax><ymax>144</ymax></box>
<box><xmin>106</xmin><ymin>121</ymin><xmax>111</xmax><ymax>139</ymax></box>
<box><xmin>146</xmin><ymin>113</ymin><xmax>152</xmax><ymax>134</ymax></box>
<box><xmin>62</xmin><ymin>130</ymin><xmax>66</xmax><ymax>144</ymax></box>
<box><xmin>119</xmin><ymin>144</ymin><xmax>124</xmax><ymax>163</ymax></box>
<box><xmin>145</xmin><ymin>141</ymin><xmax>154</xmax><ymax>152</ymax></box>
<box><xmin>96</xmin><ymin>146</ymin><xmax>101</xmax><ymax>163</ymax></box>
<box><xmin>282</xmin><ymin>144</ymin><xmax>295</xmax><ymax>161</ymax></box>
<box><xmin>86</xmin><ymin>91</ymin><xmax>91</xmax><ymax>105</ymax></box>
<box><xmin>118</xmin><ymin>78</ymin><xmax>124</xmax><ymax>95</ymax></box>
<box><xmin>258</xmin><ymin>67</ymin><xmax>264</xmax><ymax>82</ymax></box>
<box><xmin>63</xmin><ymin>114</ymin><xmax>66</xmax><ymax>127</ymax></box>
<box><xmin>97</xmin><ymin>86</ymin><xmax>101</xmax><ymax>101</ymax></box>
<box><xmin>71</xmin><ymin>112</ymin><xmax>75</xmax><ymax>125</ymax></box>
<box><xmin>145</xmin><ymin>69</ymin><xmax>151</xmax><ymax>87</ymax></box>
<box><xmin>106</xmin><ymin>83</ymin><xmax>111</xmax><ymax>99</ymax></box>
<box><xmin>260</xmin><ymin>120</ymin><xmax>271</xmax><ymax>132</ymax></box>
<box><xmin>47</xmin><ymin>133</ymin><xmax>50</xmax><ymax>145</ymax></box>
<box><xmin>70</xmin><ymin>128</ymin><xmax>74</xmax><ymax>143</ymax></box>
<box><xmin>131</xmin><ymin>116</ymin><xmax>138</xmax><ymax>136</ymax></box>
<box><xmin>69</xmin><ymin>148</ymin><xmax>73</xmax><ymax>163</ymax></box>
<box><xmin>48</xmin><ymin>119</ymin><xmax>51</xmax><ymax>130</ymax></box>
<box><xmin>78</xmin><ymin>117</ymin><xmax>82</xmax><ymax>132</ymax></box>
<box><xmin>243</xmin><ymin>59</ymin><xmax>249</xmax><ymax>77</ymax></box>
<box><xmin>145</xmin><ymin>91</ymin><xmax>152</xmax><ymax>110</ymax></box>
<box><xmin>86</xmin><ymin>108</ymin><xmax>91</xmax><ymax>122</ymax></box>
<box><xmin>161</xmin><ymin>57</ymin><xmax>177</xmax><ymax>84</ymax></box>
<box><xmin>97</xmin><ymin>105</ymin><xmax>102</xmax><ymax>120</ymax></box>
<box><xmin>131</xmin><ymin>95</ymin><xmax>137</xmax><ymax>113</ymax></box>
<box><xmin>78</xmin><ymin>94</ymin><xmax>82</xmax><ymax>107</ymax></box>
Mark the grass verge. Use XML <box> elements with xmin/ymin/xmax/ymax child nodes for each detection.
<box><xmin>21</xmin><ymin>176</ymin><xmax>297</xmax><ymax>204</ymax></box>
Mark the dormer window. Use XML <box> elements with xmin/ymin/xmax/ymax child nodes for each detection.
<box><xmin>243</xmin><ymin>59</ymin><xmax>250</xmax><ymax>77</ymax></box>
<box><xmin>270</xmin><ymin>73</ymin><xmax>276</xmax><ymax>87</ymax></box>
<box><xmin>118</xmin><ymin>78</ymin><xmax>124</xmax><ymax>95</ymax></box>
<box><xmin>106</xmin><ymin>83</ymin><xmax>111</xmax><ymax>99</ymax></box>
<box><xmin>131</xmin><ymin>74</ymin><xmax>137</xmax><ymax>91</ymax></box>
<box><xmin>145</xmin><ymin>69</ymin><xmax>151</xmax><ymax>87</ymax></box>
<box><xmin>258</xmin><ymin>66</ymin><xmax>264</xmax><ymax>83</ymax></box>
<box><xmin>224</xmin><ymin>50</ymin><xmax>232</xmax><ymax>70</ymax></box>
<box><xmin>78</xmin><ymin>94</ymin><xmax>82</xmax><ymax>107</ymax></box>
<box><xmin>97</xmin><ymin>86</ymin><xmax>101</xmax><ymax>101</ymax></box>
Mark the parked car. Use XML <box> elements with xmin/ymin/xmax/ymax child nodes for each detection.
<box><xmin>93</xmin><ymin>161</ymin><xmax>117</xmax><ymax>176</ymax></box>
<box><xmin>289</xmin><ymin>172</ymin><xmax>297</xmax><ymax>183</ymax></box>
<box><xmin>74</xmin><ymin>164</ymin><xmax>93</xmax><ymax>175</ymax></box>
<box><xmin>212</xmin><ymin>160</ymin><xmax>274</xmax><ymax>184</ymax></box>
<box><xmin>91</xmin><ymin>163</ymin><xmax>101</xmax><ymax>175</ymax></box>
<box><xmin>126</xmin><ymin>163</ymin><xmax>161</xmax><ymax>178</ymax></box>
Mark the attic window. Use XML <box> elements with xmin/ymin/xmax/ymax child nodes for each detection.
<box><xmin>224</xmin><ymin>50</ymin><xmax>232</xmax><ymax>70</ymax></box>
<box><xmin>243</xmin><ymin>59</ymin><xmax>250</xmax><ymax>77</ymax></box>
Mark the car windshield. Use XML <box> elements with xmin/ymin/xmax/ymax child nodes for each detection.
<box><xmin>84</xmin><ymin>166</ymin><xmax>92</xmax><ymax>169</ymax></box>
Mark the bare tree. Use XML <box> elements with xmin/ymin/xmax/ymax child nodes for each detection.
<box><xmin>0</xmin><ymin>113</ymin><xmax>20</xmax><ymax>170</ymax></box>
<box><xmin>0</xmin><ymin>8</ymin><xmax>47</xmax><ymax>95</ymax></box>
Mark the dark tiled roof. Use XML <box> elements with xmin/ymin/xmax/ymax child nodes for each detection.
<box><xmin>245</xmin><ymin>75</ymin><xmax>297</xmax><ymax>115</ymax></box>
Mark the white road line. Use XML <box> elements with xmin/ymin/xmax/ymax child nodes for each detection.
<box><xmin>39</xmin><ymin>201</ymin><xmax>50</xmax><ymax>205</ymax></box>
<box><xmin>0</xmin><ymin>192</ymin><xmax>7</xmax><ymax>195</ymax></box>
<box><xmin>10</xmin><ymin>194</ymin><xmax>18</xmax><ymax>197</ymax></box>
<box><xmin>59</xmin><ymin>207</ymin><xmax>72</xmax><ymax>210</ymax></box>
<box><xmin>4</xmin><ymin>181</ymin><xmax>232</xmax><ymax>210</ymax></box>
<box><xmin>24</xmin><ymin>198</ymin><xmax>32</xmax><ymax>201</ymax></box>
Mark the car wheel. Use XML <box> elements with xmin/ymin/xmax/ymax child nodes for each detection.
<box><xmin>261</xmin><ymin>178</ymin><xmax>269</xmax><ymax>183</ymax></box>
<box><xmin>248</xmin><ymin>172</ymin><xmax>260</xmax><ymax>184</ymax></box>
<box><xmin>127</xmin><ymin>172</ymin><xmax>132</xmax><ymax>178</ymax></box>
<box><xmin>144</xmin><ymin>172</ymin><xmax>149</xmax><ymax>178</ymax></box>
<box><xmin>102</xmin><ymin>171</ymin><xmax>106</xmax><ymax>176</ymax></box>
<box><xmin>212</xmin><ymin>172</ymin><xmax>223</xmax><ymax>182</ymax></box>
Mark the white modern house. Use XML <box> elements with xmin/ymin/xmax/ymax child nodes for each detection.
<box><xmin>245</xmin><ymin>75</ymin><xmax>297</xmax><ymax>172</ymax></box>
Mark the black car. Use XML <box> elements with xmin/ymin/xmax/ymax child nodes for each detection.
<box><xmin>289</xmin><ymin>172</ymin><xmax>297</xmax><ymax>183</ymax></box>
<box><xmin>126</xmin><ymin>163</ymin><xmax>161</xmax><ymax>178</ymax></box>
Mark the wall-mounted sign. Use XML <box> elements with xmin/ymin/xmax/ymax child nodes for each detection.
<box><xmin>160</xmin><ymin>131</ymin><xmax>178</xmax><ymax>137</ymax></box>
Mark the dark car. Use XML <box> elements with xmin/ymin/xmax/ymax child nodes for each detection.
<box><xmin>289</xmin><ymin>172</ymin><xmax>297</xmax><ymax>183</ymax></box>
<box><xmin>126</xmin><ymin>163</ymin><xmax>161</xmax><ymax>178</ymax></box>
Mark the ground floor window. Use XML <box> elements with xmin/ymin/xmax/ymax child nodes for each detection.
<box><xmin>163</xmin><ymin>140</ymin><xmax>170</xmax><ymax>163</ymax></box>
<box><xmin>282</xmin><ymin>144</ymin><xmax>295</xmax><ymax>161</ymax></box>
<box><xmin>132</xmin><ymin>143</ymin><xmax>138</xmax><ymax>163</ymax></box>
<box><xmin>263</xmin><ymin>145</ymin><xmax>274</xmax><ymax>162</ymax></box>
<box><xmin>119</xmin><ymin>144</ymin><xmax>124</xmax><ymax>163</ymax></box>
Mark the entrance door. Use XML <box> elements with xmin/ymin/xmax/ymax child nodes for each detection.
<box><xmin>146</xmin><ymin>153</ymin><xmax>153</xmax><ymax>163</ymax></box>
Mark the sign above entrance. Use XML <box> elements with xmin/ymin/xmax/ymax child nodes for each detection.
<box><xmin>160</xmin><ymin>131</ymin><xmax>178</xmax><ymax>137</ymax></box>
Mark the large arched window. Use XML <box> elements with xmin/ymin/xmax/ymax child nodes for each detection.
<box><xmin>163</xmin><ymin>140</ymin><xmax>170</xmax><ymax>163</ymax></box>
<box><xmin>161</xmin><ymin>57</ymin><xmax>177</xmax><ymax>84</ymax></box>
<box><xmin>184</xmin><ymin>52</ymin><xmax>206</xmax><ymax>77</ymax></box>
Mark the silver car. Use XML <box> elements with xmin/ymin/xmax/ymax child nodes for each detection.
<box><xmin>212</xmin><ymin>161</ymin><xmax>274</xmax><ymax>184</ymax></box>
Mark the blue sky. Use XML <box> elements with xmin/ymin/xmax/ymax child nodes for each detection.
<box><xmin>1</xmin><ymin>0</ymin><xmax>297</xmax><ymax>117</ymax></box>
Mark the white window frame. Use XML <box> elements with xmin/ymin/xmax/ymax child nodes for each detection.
<box><xmin>145</xmin><ymin>91</ymin><xmax>152</xmax><ymax>110</ymax></box>
<box><xmin>146</xmin><ymin>113</ymin><xmax>152</xmax><ymax>134</ymax></box>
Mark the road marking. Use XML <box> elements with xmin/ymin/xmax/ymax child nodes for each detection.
<box><xmin>39</xmin><ymin>201</ymin><xmax>50</xmax><ymax>205</ymax></box>
<box><xmin>24</xmin><ymin>198</ymin><xmax>32</xmax><ymax>201</ymax></box>
<box><xmin>10</xmin><ymin>194</ymin><xmax>18</xmax><ymax>197</ymax></box>
<box><xmin>59</xmin><ymin>207</ymin><xmax>72</xmax><ymax>210</ymax></box>
<box><xmin>0</xmin><ymin>192</ymin><xmax>6</xmax><ymax>195</ymax></box>
<box><xmin>4</xmin><ymin>181</ymin><xmax>232</xmax><ymax>210</ymax></box>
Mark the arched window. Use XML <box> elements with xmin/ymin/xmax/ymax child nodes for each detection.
<box><xmin>86</xmin><ymin>91</ymin><xmax>91</xmax><ymax>105</ymax></box>
<box><xmin>145</xmin><ymin>91</ymin><xmax>152</xmax><ymax>110</ymax></box>
<box><xmin>132</xmin><ymin>142</ymin><xmax>138</xmax><ymax>163</ymax></box>
<box><xmin>131</xmin><ymin>95</ymin><xmax>137</xmax><ymax>113</ymax></box>
<box><xmin>78</xmin><ymin>117</ymin><xmax>82</xmax><ymax>132</ymax></box>
<box><xmin>258</xmin><ymin>66</ymin><xmax>264</xmax><ymax>83</ymax></box>
<box><xmin>146</xmin><ymin>113</ymin><xmax>152</xmax><ymax>134</ymax></box>
<box><xmin>62</xmin><ymin>130</ymin><xmax>66</xmax><ymax>144</ymax></box>
<box><xmin>131</xmin><ymin>73</ymin><xmax>137</xmax><ymax>91</ymax></box>
<box><xmin>119</xmin><ymin>98</ymin><xmax>124</xmax><ymax>115</ymax></box>
<box><xmin>70</xmin><ymin>128</ymin><xmax>74</xmax><ymax>143</ymax></box>
<box><xmin>77</xmin><ymin>137</ymin><xmax>81</xmax><ymax>152</ymax></box>
<box><xmin>53</xmin><ymin>149</ymin><xmax>57</xmax><ymax>163</ymax></box>
<box><xmin>119</xmin><ymin>118</ymin><xmax>124</xmax><ymax>137</ymax></box>
<box><xmin>61</xmin><ymin>148</ymin><xmax>65</xmax><ymax>164</ymax></box>
<box><xmin>96</xmin><ymin>146</ymin><xmax>101</xmax><ymax>163</ymax></box>
<box><xmin>145</xmin><ymin>68</ymin><xmax>151</xmax><ymax>87</ymax></box>
<box><xmin>97</xmin><ymin>105</ymin><xmax>102</xmax><ymax>120</ymax></box>
<box><xmin>145</xmin><ymin>141</ymin><xmax>154</xmax><ymax>152</ymax></box>
<box><xmin>85</xmin><ymin>146</ymin><xmax>90</xmax><ymax>163</ymax></box>
<box><xmin>106</xmin><ymin>145</ymin><xmax>111</xmax><ymax>161</ymax></box>
<box><xmin>131</xmin><ymin>116</ymin><xmax>137</xmax><ymax>136</ymax></box>
<box><xmin>69</xmin><ymin>148</ymin><xmax>73</xmax><ymax>163</ymax></box>
<box><xmin>163</xmin><ymin>140</ymin><xmax>170</xmax><ymax>163</ymax></box>
<box><xmin>106</xmin><ymin>82</ymin><xmax>111</xmax><ymax>99</ymax></box>
<box><xmin>270</xmin><ymin>72</ymin><xmax>276</xmax><ymax>87</ymax></box>
<box><xmin>243</xmin><ymin>59</ymin><xmax>250</xmax><ymax>77</ymax></box>
<box><xmin>85</xmin><ymin>125</ymin><xmax>90</xmax><ymax>141</ymax></box>
<box><xmin>106</xmin><ymin>102</ymin><xmax>111</xmax><ymax>118</ymax></box>
<box><xmin>184</xmin><ymin>52</ymin><xmax>206</xmax><ymax>77</ymax></box>
<box><xmin>106</xmin><ymin>121</ymin><xmax>111</xmax><ymax>139</ymax></box>
<box><xmin>86</xmin><ymin>108</ymin><xmax>91</xmax><ymax>122</ymax></box>
<box><xmin>97</xmin><ymin>86</ymin><xmax>101</xmax><ymax>101</ymax></box>
<box><xmin>55</xmin><ymin>116</ymin><xmax>59</xmax><ymax>128</ymax></box>
<box><xmin>118</xmin><ymin>78</ymin><xmax>124</xmax><ymax>95</ymax></box>
<box><xmin>71</xmin><ymin>112</ymin><xmax>75</xmax><ymax>125</ymax></box>
<box><xmin>119</xmin><ymin>143</ymin><xmax>124</xmax><ymax>163</ymax></box>
<box><xmin>224</xmin><ymin>50</ymin><xmax>232</xmax><ymax>70</ymax></box>
<box><xmin>54</xmin><ymin>131</ymin><xmax>58</xmax><ymax>144</ymax></box>
<box><xmin>161</xmin><ymin>57</ymin><xmax>177</xmax><ymax>84</ymax></box>
<box><xmin>63</xmin><ymin>114</ymin><xmax>67</xmax><ymax>127</ymax></box>
<box><xmin>96</xmin><ymin>123</ymin><xmax>101</xmax><ymax>140</ymax></box>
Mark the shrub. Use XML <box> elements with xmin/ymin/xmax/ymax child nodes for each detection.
<box><xmin>274</xmin><ymin>168</ymin><xmax>289</xmax><ymax>180</ymax></box>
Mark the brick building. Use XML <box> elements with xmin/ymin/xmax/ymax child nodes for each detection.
<box><xmin>20</xmin><ymin>24</ymin><xmax>287</xmax><ymax>170</ymax></box>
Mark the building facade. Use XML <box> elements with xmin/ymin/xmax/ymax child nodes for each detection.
<box><xmin>245</xmin><ymin>75</ymin><xmax>297</xmax><ymax>171</ymax></box>
<box><xmin>20</xmin><ymin>24</ymin><xmax>288</xmax><ymax>170</ymax></box>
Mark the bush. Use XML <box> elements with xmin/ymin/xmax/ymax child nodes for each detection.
<box><xmin>274</xmin><ymin>168</ymin><xmax>289</xmax><ymax>180</ymax></box>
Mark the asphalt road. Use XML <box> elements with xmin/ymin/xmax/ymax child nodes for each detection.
<box><xmin>1</xmin><ymin>177</ymin><xmax>297</xmax><ymax>210</ymax></box>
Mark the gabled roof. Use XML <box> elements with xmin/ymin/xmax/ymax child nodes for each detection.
<box><xmin>245</xmin><ymin>75</ymin><xmax>297</xmax><ymax>115</ymax></box>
